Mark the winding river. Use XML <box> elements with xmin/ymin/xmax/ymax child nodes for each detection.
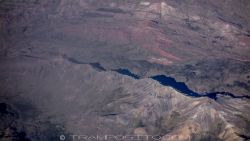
<box><xmin>113</xmin><ymin>69</ymin><xmax>250</xmax><ymax>100</ymax></box>
<box><xmin>63</xmin><ymin>55</ymin><xmax>250</xmax><ymax>101</ymax></box>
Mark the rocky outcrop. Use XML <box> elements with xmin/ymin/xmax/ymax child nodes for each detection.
<box><xmin>0</xmin><ymin>0</ymin><xmax>250</xmax><ymax>141</ymax></box>
<box><xmin>1</xmin><ymin>59</ymin><xmax>249</xmax><ymax>140</ymax></box>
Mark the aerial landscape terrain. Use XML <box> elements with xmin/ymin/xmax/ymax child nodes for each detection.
<box><xmin>0</xmin><ymin>0</ymin><xmax>250</xmax><ymax>141</ymax></box>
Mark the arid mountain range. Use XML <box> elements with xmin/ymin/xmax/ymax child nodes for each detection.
<box><xmin>0</xmin><ymin>0</ymin><xmax>250</xmax><ymax>141</ymax></box>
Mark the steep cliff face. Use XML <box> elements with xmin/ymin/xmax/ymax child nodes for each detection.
<box><xmin>0</xmin><ymin>0</ymin><xmax>250</xmax><ymax>141</ymax></box>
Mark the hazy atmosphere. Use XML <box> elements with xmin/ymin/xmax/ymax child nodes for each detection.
<box><xmin>0</xmin><ymin>0</ymin><xmax>250</xmax><ymax>141</ymax></box>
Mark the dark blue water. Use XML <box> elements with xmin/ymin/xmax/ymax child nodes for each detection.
<box><xmin>113</xmin><ymin>69</ymin><xmax>140</xmax><ymax>79</ymax></box>
<box><xmin>151</xmin><ymin>75</ymin><xmax>201</xmax><ymax>97</ymax></box>
<box><xmin>104</xmin><ymin>67</ymin><xmax>249</xmax><ymax>100</ymax></box>
<box><xmin>151</xmin><ymin>75</ymin><xmax>250</xmax><ymax>100</ymax></box>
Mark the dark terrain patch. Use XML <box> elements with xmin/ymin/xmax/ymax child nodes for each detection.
<box><xmin>97</xmin><ymin>7</ymin><xmax>127</xmax><ymax>14</ymax></box>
